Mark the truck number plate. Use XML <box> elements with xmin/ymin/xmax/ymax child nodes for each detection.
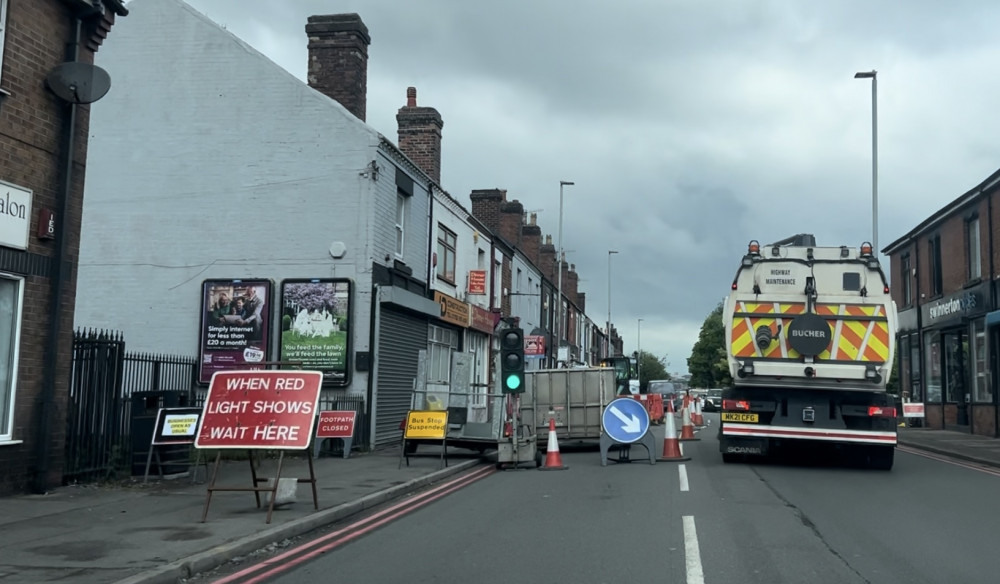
<box><xmin>721</xmin><ymin>412</ymin><xmax>758</xmax><ymax>423</ymax></box>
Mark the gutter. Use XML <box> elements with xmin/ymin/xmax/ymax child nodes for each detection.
<box><xmin>34</xmin><ymin>17</ymin><xmax>82</xmax><ymax>493</ymax></box>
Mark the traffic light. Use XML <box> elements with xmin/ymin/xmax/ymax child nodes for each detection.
<box><xmin>500</xmin><ymin>327</ymin><xmax>525</xmax><ymax>394</ymax></box>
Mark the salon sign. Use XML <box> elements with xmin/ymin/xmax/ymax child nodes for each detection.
<box><xmin>0</xmin><ymin>181</ymin><xmax>32</xmax><ymax>251</ymax></box>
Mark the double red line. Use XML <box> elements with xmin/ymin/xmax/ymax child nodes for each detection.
<box><xmin>213</xmin><ymin>465</ymin><xmax>495</xmax><ymax>584</ymax></box>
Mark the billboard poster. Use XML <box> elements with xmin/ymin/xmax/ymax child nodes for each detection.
<box><xmin>199</xmin><ymin>279</ymin><xmax>273</xmax><ymax>384</ymax></box>
<box><xmin>279</xmin><ymin>279</ymin><xmax>352</xmax><ymax>386</ymax></box>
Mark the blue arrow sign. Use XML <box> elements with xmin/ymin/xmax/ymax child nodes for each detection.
<box><xmin>601</xmin><ymin>397</ymin><xmax>650</xmax><ymax>444</ymax></box>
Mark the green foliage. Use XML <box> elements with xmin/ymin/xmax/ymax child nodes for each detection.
<box><xmin>637</xmin><ymin>350</ymin><xmax>669</xmax><ymax>391</ymax></box>
<box><xmin>687</xmin><ymin>302</ymin><xmax>733</xmax><ymax>388</ymax></box>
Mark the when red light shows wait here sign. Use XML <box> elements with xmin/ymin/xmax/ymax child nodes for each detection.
<box><xmin>196</xmin><ymin>370</ymin><xmax>322</xmax><ymax>450</ymax></box>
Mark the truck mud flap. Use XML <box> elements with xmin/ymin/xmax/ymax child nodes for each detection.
<box><xmin>720</xmin><ymin>437</ymin><xmax>768</xmax><ymax>456</ymax></box>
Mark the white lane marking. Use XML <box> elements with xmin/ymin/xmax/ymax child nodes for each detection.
<box><xmin>679</xmin><ymin>464</ymin><xmax>689</xmax><ymax>491</ymax></box>
<box><xmin>683</xmin><ymin>515</ymin><xmax>705</xmax><ymax>584</ymax></box>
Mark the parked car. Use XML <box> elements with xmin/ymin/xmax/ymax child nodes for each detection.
<box><xmin>703</xmin><ymin>388</ymin><xmax>724</xmax><ymax>412</ymax></box>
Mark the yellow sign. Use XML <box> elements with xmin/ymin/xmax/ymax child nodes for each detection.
<box><xmin>404</xmin><ymin>410</ymin><xmax>449</xmax><ymax>439</ymax></box>
<box><xmin>721</xmin><ymin>412</ymin><xmax>759</xmax><ymax>423</ymax></box>
<box><xmin>434</xmin><ymin>291</ymin><xmax>470</xmax><ymax>328</ymax></box>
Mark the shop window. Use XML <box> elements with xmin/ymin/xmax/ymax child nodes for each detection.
<box><xmin>966</xmin><ymin>215</ymin><xmax>981</xmax><ymax>281</ymax></box>
<box><xmin>972</xmin><ymin>318</ymin><xmax>991</xmax><ymax>402</ymax></box>
<box><xmin>900</xmin><ymin>253</ymin><xmax>912</xmax><ymax>307</ymax></box>
<box><xmin>924</xmin><ymin>331</ymin><xmax>941</xmax><ymax>402</ymax></box>
<box><xmin>0</xmin><ymin>274</ymin><xmax>23</xmax><ymax>441</ymax></box>
<box><xmin>910</xmin><ymin>337</ymin><xmax>921</xmax><ymax>401</ymax></box>
<box><xmin>436</xmin><ymin>225</ymin><xmax>456</xmax><ymax>283</ymax></box>
<box><xmin>899</xmin><ymin>335</ymin><xmax>911</xmax><ymax>399</ymax></box>
<box><xmin>944</xmin><ymin>332</ymin><xmax>968</xmax><ymax>403</ymax></box>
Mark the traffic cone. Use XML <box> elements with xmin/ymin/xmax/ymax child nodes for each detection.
<box><xmin>679</xmin><ymin>402</ymin><xmax>700</xmax><ymax>441</ymax></box>
<box><xmin>692</xmin><ymin>398</ymin><xmax>705</xmax><ymax>427</ymax></box>
<box><xmin>658</xmin><ymin>398</ymin><xmax>690</xmax><ymax>461</ymax></box>
<box><xmin>539</xmin><ymin>417</ymin><xmax>568</xmax><ymax>470</ymax></box>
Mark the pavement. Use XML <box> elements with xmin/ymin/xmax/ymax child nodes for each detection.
<box><xmin>1</xmin><ymin>424</ymin><xmax>999</xmax><ymax>584</ymax></box>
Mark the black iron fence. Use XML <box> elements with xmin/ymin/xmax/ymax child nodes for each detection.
<box><xmin>65</xmin><ymin>330</ymin><xmax>128</xmax><ymax>484</ymax></box>
<box><xmin>65</xmin><ymin>329</ymin><xmax>370</xmax><ymax>483</ymax></box>
<box><xmin>64</xmin><ymin>330</ymin><xmax>197</xmax><ymax>484</ymax></box>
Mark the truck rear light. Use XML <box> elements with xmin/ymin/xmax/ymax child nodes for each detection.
<box><xmin>883</xmin><ymin>285</ymin><xmax>890</xmax><ymax>294</ymax></box>
<box><xmin>867</xmin><ymin>406</ymin><xmax>896</xmax><ymax>417</ymax></box>
<box><xmin>723</xmin><ymin>399</ymin><xmax>751</xmax><ymax>411</ymax></box>
<box><xmin>748</xmin><ymin>240</ymin><xmax>760</xmax><ymax>254</ymax></box>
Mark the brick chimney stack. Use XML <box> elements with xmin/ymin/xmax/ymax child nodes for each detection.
<box><xmin>306</xmin><ymin>14</ymin><xmax>370</xmax><ymax>121</ymax></box>
<box><xmin>539</xmin><ymin>235</ymin><xmax>556</xmax><ymax>282</ymax></box>
<box><xmin>499</xmin><ymin>199</ymin><xmax>524</xmax><ymax>247</ymax></box>
<box><xmin>397</xmin><ymin>87</ymin><xmax>444</xmax><ymax>183</ymax></box>
<box><xmin>470</xmin><ymin>188</ymin><xmax>506</xmax><ymax>234</ymax></box>
<box><xmin>567</xmin><ymin>263</ymin><xmax>579</xmax><ymax>306</ymax></box>
<box><xmin>520</xmin><ymin>213</ymin><xmax>542</xmax><ymax>265</ymax></box>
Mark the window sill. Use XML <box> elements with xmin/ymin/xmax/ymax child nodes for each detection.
<box><xmin>0</xmin><ymin>439</ymin><xmax>23</xmax><ymax>447</ymax></box>
<box><xmin>436</xmin><ymin>275</ymin><xmax>456</xmax><ymax>286</ymax></box>
<box><xmin>964</xmin><ymin>278</ymin><xmax>983</xmax><ymax>289</ymax></box>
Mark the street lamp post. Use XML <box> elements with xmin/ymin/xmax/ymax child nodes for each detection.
<box><xmin>855</xmin><ymin>70</ymin><xmax>878</xmax><ymax>252</ymax></box>
<box><xmin>556</xmin><ymin>180</ymin><xmax>573</xmax><ymax>364</ymax></box>
<box><xmin>607</xmin><ymin>249</ymin><xmax>618</xmax><ymax>357</ymax></box>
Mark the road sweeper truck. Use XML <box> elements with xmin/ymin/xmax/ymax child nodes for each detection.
<box><xmin>719</xmin><ymin>234</ymin><xmax>898</xmax><ymax>469</ymax></box>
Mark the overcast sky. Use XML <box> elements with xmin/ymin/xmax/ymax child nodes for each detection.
<box><xmin>173</xmin><ymin>0</ymin><xmax>1000</xmax><ymax>376</ymax></box>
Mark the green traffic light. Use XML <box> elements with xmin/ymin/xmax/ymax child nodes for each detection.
<box><xmin>505</xmin><ymin>374</ymin><xmax>522</xmax><ymax>391</ymax></box>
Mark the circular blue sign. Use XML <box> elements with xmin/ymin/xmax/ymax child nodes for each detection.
<box><xmin>601</xmin><ymin>398</ymin><xmax>651</xmax><ymax>444</ymax></box>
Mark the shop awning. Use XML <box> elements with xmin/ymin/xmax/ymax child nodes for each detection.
<box><xmin>986</xmin><ymin>310</ymin><xmax>1000</xmax><ymax>327</ymax></box>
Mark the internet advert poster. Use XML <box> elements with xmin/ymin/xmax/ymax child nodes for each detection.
<box><xmin>199</xmin><ymin>279</ymin><xmax>273</xmax><ymax>384</ymax></box>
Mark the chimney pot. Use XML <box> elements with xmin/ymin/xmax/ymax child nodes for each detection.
<box><xmin>407</xmin><ymin>86</ymin><xmax>417</xmax><ymax>107</ymax></box>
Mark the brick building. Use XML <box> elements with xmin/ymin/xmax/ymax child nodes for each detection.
<box><xmin>884</xmin><ymin>167</ymin><xmax>1000</xmax><ymax>437</ymax></box>
<box><xmin>0</xmin><ymin>0</ymin><xmax>126</xmax><ymax>493</ymax></box>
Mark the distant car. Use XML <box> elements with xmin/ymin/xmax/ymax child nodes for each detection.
<box><xmin>703</xmin><ymin>388</ymin><xmax>724</xmax><ymax>412</ymax></box>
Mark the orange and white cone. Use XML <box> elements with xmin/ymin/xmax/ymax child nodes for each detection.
<box><xmin>539</xmin><ymin>417</ymin><xmax>568</xmax><ymax>470</ymax></box>
<box><xmin>679</xmin><ymin>401</ymin><xmax>700</xmax><ymax>441</ymax></box>
<box><xmin>658</xmin><ymin>398</ymin><xmax>690</xmax><ymax>461</ymax></box>
<box><xmin>692</xmin><ymin>398</ymin><xmax>705</xmax><ymax>427</ymax></box>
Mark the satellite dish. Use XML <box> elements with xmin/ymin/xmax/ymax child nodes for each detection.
<box><xmin>45</xmin><ymin>62</ymin><xmax>111</xmax><ymax>104</ymax></box>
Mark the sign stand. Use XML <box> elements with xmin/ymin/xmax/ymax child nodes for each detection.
<box><xmin>398</xmin><ymin>410</ymin><xmax>449</xmax><ymax>470</ymax></box>
<box><xmin>200</xmin><ymin>448</ymin><xmax>319</xmax><ymax>525</ymax></box>
<box><xmin>314</xmin><ymin>410</ymin><xmax>357</xmax><ymax>460</ymax></box>
<box><xmin>599</xmin><ymin>397</ymin><xmax>656</xmax><ymax>466</ymax></box>
<box><xmin>195</xmin><ymin>370</ymin><xmax>324</xmax><ymax>524</ymax></box>
<box><xmin>142</xmin><ymin>407</ymin><xmax>204</xmax><ymax>483</ymax></box>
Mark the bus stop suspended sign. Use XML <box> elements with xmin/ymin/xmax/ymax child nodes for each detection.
<box><xmin>196</xmin><ymin>370</ymin><xmax>322</xmax><ymax>449</ymax></box>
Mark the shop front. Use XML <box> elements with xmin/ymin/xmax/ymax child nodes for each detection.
<box><xmin>919</xmin><ymin>282</ymin><xmax>992</xmax><ymax>434</ymax></box>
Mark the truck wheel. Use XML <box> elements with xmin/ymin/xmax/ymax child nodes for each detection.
<box><xmin>867</xmin><ymin>446</ymin><xmax>894</xmax><ymax>470</ymax></box>
<box><xmin>535</xmin><ymin>451</ymin><xmax>543</xmax><ymax>468</ymax></box>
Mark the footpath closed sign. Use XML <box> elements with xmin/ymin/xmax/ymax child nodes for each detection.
<box><xmin>316</xmin><ymin>410</ymin><xmax>356</xmax><ymax>438</ymax></box>
<box><xmin>196</xmin><ymin>370</ymin><xmax>322</xmax><ymax>449</ymax></box>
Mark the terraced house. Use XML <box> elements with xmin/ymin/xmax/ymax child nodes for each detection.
<box><xmin>0</xmin><ymin>0</ymin><xmax>126</xmax><ymax>494</ymax></box>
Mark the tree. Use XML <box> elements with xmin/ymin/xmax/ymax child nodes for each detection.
<box><xmin>637</xmin><ymin>350</ymin><xmax>669</xmax><ymax>391</ymax></box>
<box><xmin>687</xmin><ymin>302</ymin><xmax>732</xmax><ymax>388</ymax></box>
<box><xmin>283</xmin><ymin>282</ymin><xmax>342</xmax><ymax>313</ymax></box>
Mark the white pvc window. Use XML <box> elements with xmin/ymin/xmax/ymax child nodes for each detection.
<box><xmin>395</xmin><ymin>192</ymin><xmax>406</xmax><ymax>257</ymax></box>
<box><xmin>0</xmin><ymin>0</ymin><xmax>8</xmax><ymax>89</ymax></box>
<box><xmin>0</xmin><ymin>273</ymin><xmax>24</xmax><ymax>441</ymax></box>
